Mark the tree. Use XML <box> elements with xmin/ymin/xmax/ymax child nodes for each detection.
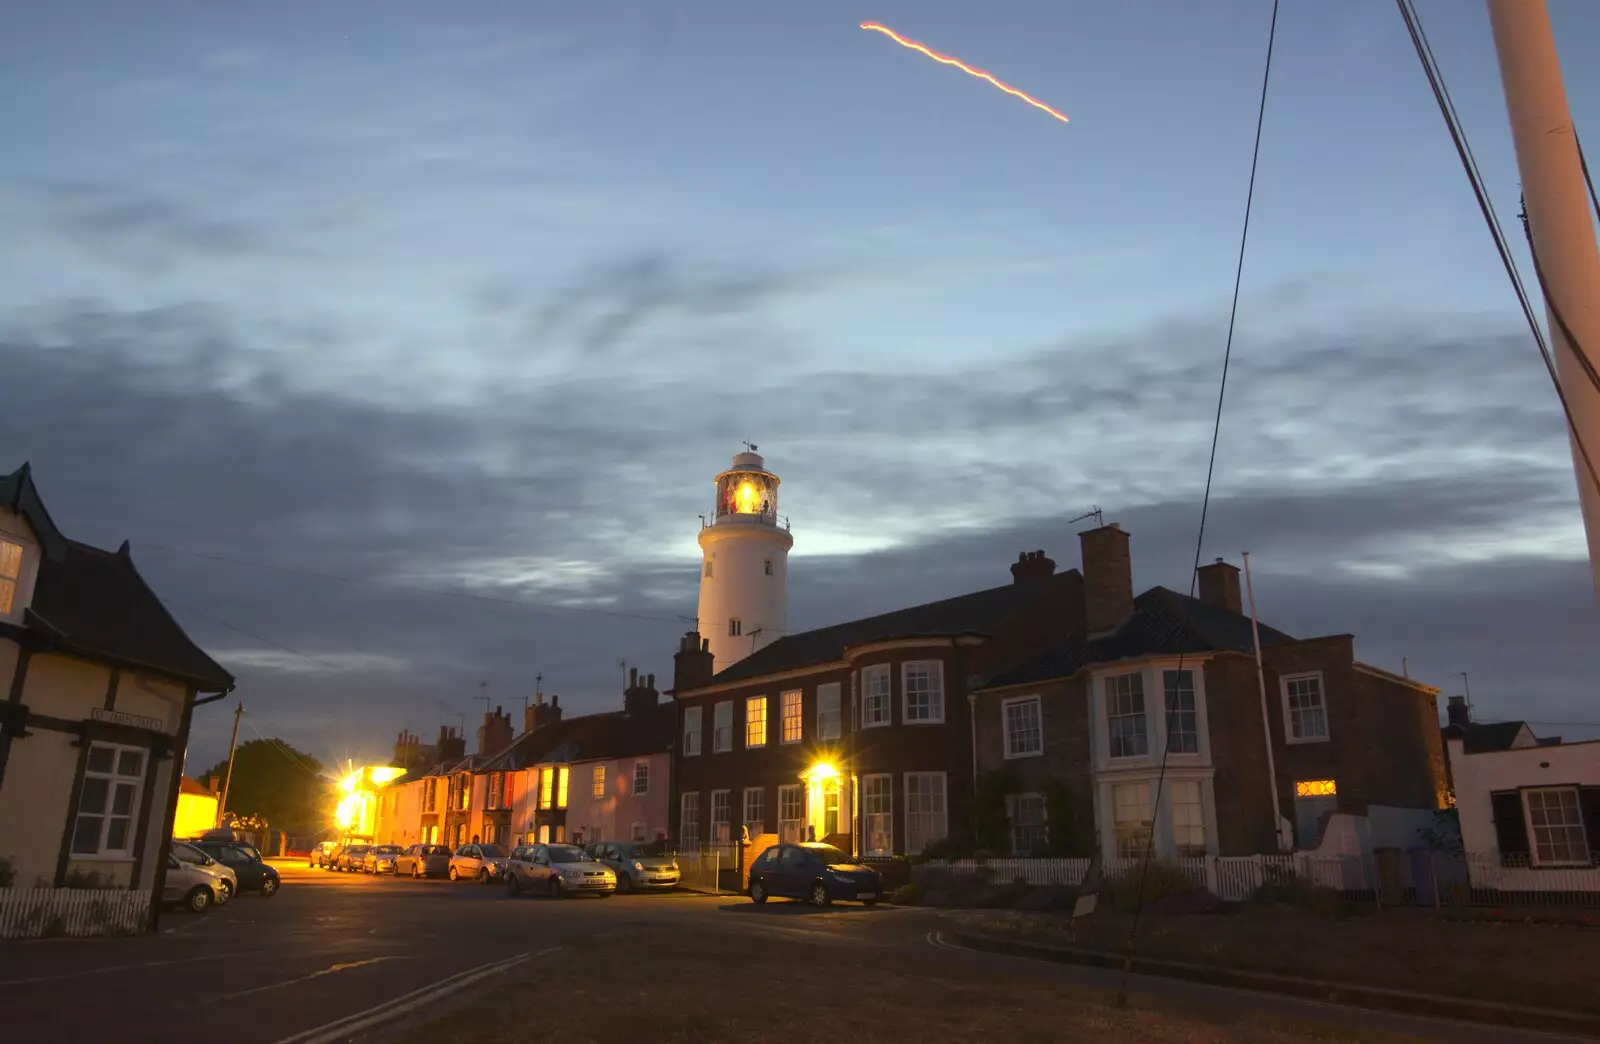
<box><xmin>200</xmin><ymin>739</ymin><xmax>327</xmax><ymax>837</ymax></box>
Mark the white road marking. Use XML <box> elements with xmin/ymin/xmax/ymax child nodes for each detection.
<box><xmin>272</xmin><ymin>947</ymin><xmax>559</xmax><ymax>1044</ymax></box>
<box><xmin>223</xmin><ymin>955</ymin><xmax>410</xmax><ymax>999</ymax></box>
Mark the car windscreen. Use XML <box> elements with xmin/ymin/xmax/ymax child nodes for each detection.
<box><xmin>479</xmin><ymin>844</ymin><xmax>509</xmax><ymax>858</ymax></box>
<box><xmin>172</xmin><ymin>843</ymin><xmax>208</xmax><ymax>864</ymax></box>
<box><xmin>808</xmin><ymin>846</ymin><xmax>855</xmax><ymax>866</ymax></box>
<box><xmin>546</xmin><ymin>845</ymin><xmax>588</xmax><ymax>863</ymax></box>
<box><xmin>374</xmin><ymin>846</ymin><xmax>402</xmax><ymax>855</ymax></box>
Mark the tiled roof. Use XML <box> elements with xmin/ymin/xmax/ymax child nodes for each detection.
<box><xmin>178</xmin><ymin>776</ymin><xmax>216</xmax><ymax>797</ymax></box>
<box><xmin>480</xmin><ymin>703</ymin><xmax>674</xmax><ymax>772</ymax></box>
<box><xmin>980</xmin><ymin>586</ymin><xmax>1297</xmax><ymax>689</ymax></box>
<box><xmin>4</xmin><ymin>464</ymin><xmax>234</xmax><ymax>692</ymax></box>
<box><xmin>1443</xmin><ymin>720</ymin><xmax>1533</xmax><ymax>754</ymax></box>
<box><xmin>703</xmin><ymin>571</ymin><xmax>1082</xmax><ymax>686</ymax></box>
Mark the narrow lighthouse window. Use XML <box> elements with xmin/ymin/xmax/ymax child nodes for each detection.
<box><xmin>764</xmin><ymin>559</ymin><xmax>773</xmax><ymax>576</ymax></box>
<box><xmin>729</xmin><ymin>618</ymin><xmax>742</xmax><ymax>637</ymax></box>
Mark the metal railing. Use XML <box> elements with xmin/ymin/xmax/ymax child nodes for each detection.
<box><xmin>704</xmin><ymin>510</ymin><xmax>790</xmax><ymax>531</ymax></box>
<box><xmin>674</xmin><ymin>845</ymin><xmax>740</xmax><ymax>894</ymax></box>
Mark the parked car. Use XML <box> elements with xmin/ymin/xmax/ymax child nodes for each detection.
<box><xmin>505</xmin><ymin>843</ymin><xmax>615</xmax><ymax>898</ymax></box>
<box><xmin>747</xmin><ymin>843</ymin><xmax>882</xmax><ymax>906</ymax></box>
<box><xmin>309</xmin><ymin>841</ymin><xmax>338</xmax><ymax>868</ymax></box>
<box><xmin>364</xmin><ymin>845</ymin><xmax>404</xmax><ymax>874</ymax></box>
<box><xmin>448</xmin><ymin>843</ymin><xmax>509</xmax><ymax>883</ymax></box>
<box><xmin>587</xmin><ymin>840</ymin><xmax>680</xmax><ymax>892</ymax></box>
<box><xmin>161</xmin><ymin>851</ymin><xmax>223</xmax><ymax>913</ymax></box>
<box><xmin>171</xmin><ymin>840</ymin><xmax>239</xmax><ymax>904</ymax></box>
<box><xmin>334</xmin><ymin>843</ymin><xmax>371</xmax><ymax>872</ymax></box>
<box><xmin>189</xmin><ymin>839</ymin><xmax>282</xmax><ymax>897</ymax></box>
<box><xmin>396</xmin><ymin>843</ymin><xmax>452</xmax><ymax>878</ymax></box>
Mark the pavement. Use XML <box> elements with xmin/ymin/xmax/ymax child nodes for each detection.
<box><xmin>0</xmin><ymin>863</ymin><xmax>1591</xmax><ymax>1044</ymax></box>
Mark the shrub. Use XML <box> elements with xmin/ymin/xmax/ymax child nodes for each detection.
<box><xmin>61</xmin><ymin>868</ymin><xmax>114</xmax><ymax>889</ymax></box>
<box><xmin>891</xmin><ymin>882</ymin><xmax>923</xmax><ymax>906</ymax></box>
<box><xmin>1255</xmin><ymin>877</ymin><xmax>1339</xmax><ymax>916</ymax></box>
<box><xmin>0</xmin><ymin>855</ymin><xmax>14</xmax><ymax>889</ymax></box>
<box><xmin>1107</xmin><ymin>860</ymin><xmax>1201</xmax><ymax>914</ymax></box>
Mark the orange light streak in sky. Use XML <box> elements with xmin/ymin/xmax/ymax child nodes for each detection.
<box><xmin>860</xmin><ymin>21</ymin><xmax>1069</xmax><ymax>125</ymax></box>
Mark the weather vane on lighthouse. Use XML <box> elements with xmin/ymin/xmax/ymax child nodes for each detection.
<box><xmin>742</xmin><ymin>440</ymin><xmax>758</xmax><ymax>453</ymax></box>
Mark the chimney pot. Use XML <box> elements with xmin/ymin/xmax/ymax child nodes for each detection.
<box><xmin>630</xmin><ymin>667</ymin><xmax>639</xmax><ymax>688</ymax></box>
<box><xmin>1010</xmin><ymin>548</ymin><xmax>1057</xmax><ymax>585</ymax></box>
<box><xmin>1446</xmin><ymin>695</ymin><xmax>1471</xmax><ymax>728</ymax></box>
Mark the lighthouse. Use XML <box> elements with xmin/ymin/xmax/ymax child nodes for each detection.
<box><xmin>696</xmin><ymin>447</ymin><xmax>793</xmax><ymax>674</ymax></box>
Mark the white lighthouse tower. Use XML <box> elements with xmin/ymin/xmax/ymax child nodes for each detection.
<box><xmin>696</xmin><ymin>446</ymin><xmax>793</xmax><ymax>674</ymax></box>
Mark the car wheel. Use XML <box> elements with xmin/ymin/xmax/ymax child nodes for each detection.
<box><xmin>217</xmin><ymin>880</ymin><xmax>233</xmax><ymax>904</ymax></box>
<box><xmin>448</xmin><ymin>866</ymin><xmax>459</xmax><ymax>881</ymax></box>
<box><xmin>750</xmin><ymin>880</ymin><xmax>768</xmax><ymax>904</ymax></box>
<box><xmin>809</xmin><ymin>882</ymin><xmax>831</xmax><ymax>907</ymax></box>
<box><xmin>507</xmin><ymin>873</ymin><xmax>522</xmax><ymax>897</ymax></box>
<box><xmin>616</xmin><ymin>872</ymin><xmax>633</xmax><ymax>894</ymax></box>
<box><xmin>548</xmin><ymin>877</ymin><xmax>563</xmax><ymax>899</ymax></box>
<box><xmin>261</xmin><ymin>878</ymin><xmax>280</xmax><ymax>898</ymax></box>
<box><xmin>186</xmin><ymin>886</ymin><xmax>213</xmax><ymax>913</ymax></box>
<box><xmin>598</xmin><ymin>890</ymin><xmax>613</xmax><ymax>899</ymax></box>
<box><xmin>478</xmin><ymin>868</ymin><xmax>489</xmax><ymax>884</ymax></box>
<box><xmin>412</xmin><ymin>863</ymin><xmax>422</xmax><ymax>879</ymax></box>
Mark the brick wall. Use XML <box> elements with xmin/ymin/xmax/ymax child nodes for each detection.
<box><xmin>972</xmin><ymin>677</ymin><xmax>1096</xmax><ymax>855</ymax></box>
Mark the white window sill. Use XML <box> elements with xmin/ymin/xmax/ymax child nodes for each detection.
<box><xmin>862</xmin><ymin>720</ymin><xmax>891</xmax><ymax>729</ymax></box>
<box><xmin>904</xmin><ymin>718</ymin><xmax>945</xmax><ymax>726</ymax></box>
<box><xmin>1003</xmin><ymin>749</ymin><xmax>1043</xmax><ymax>760</ymax></box>
<box><xmin>1285</xmin><ymin>735</ymin><xmax>1331</xmax><ymax>745</ymax></box>
<box><xmin>68</xmin><ymin>853</ymin><xmax>135</xmax><ymax>863</ymax></box>
<box><xmin>780</xmin><ymin>738</ymin><xmax>801</xmax><ymax>746</ymax></box>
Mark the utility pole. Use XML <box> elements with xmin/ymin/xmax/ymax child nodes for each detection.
<box><xmin>216</xmin><ymin>701</ymin><xmax>244</xmax><ymax>830</ymax></box>
<box><xmin>1488</xmin><ymin>0</ymin><xmax>1600</xmax><ymax>607</ymax></box>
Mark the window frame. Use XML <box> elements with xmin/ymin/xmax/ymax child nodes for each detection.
<box><xmin>778</xmin><ymin>783</ymin><xmax>805</xmax><ymax>844</ymax></box>
<box><xmin>780</xmin><ymin>689</ymin><xmax>804</xmax><ymax>744</ymax></box>
<box><xmin>556</xmin><ymin>766</ymin><xmax>569</xmax><ymax>809</ymax></box>
<box><xmin>1006</xmin><ymin>792</ymin><xmax>1048</xmax><ymax>856</ymax></box>
<box><xmin>70</xmin><ymin>742</ymin><xmax>148</xmax><ymax>859</ymax></box>
<box><xmin>1280</xmin><ymin>671</ymin><xmax>1331</xmax><ymax>745</ymax></box>
<box><xmin>1105</xmin><ymin>672</ymin><xmax>1149</xmax><ymax>760</ymax></box>
<box><xmin>903</xmin><ymin>771</ymin><xmax>948</xmax><ymax>857</ymax></box>
<box><xmin>745</xmin><ymin>695</ymin><xmax>768</xmax><ymax>749</ymax></box>
<box><xmin>679</xmin><ymin>791</ymin><xmax>700</xmax><ymax>850</ymax></box>
<box><xmin>816</xmin><ymin>682</ymin><xmax>842</xmax><ymax>740</ymax></box>
<box><xmin>710</xmin><ymin>789</ymin><xmax>731</xmax><ymax>844</ymax></box>
<box><xmin>0</xmin><ymin>536</ymin><xmax>23</xmax><ymax>618</ymax></box>
<box><xmin>1169</xmin><ymin>780</ymin><xmax>1206</xmax><ymax>857</ymax></box>
<box><xmin>743</xmin><ymin>786</ymin><xmax>766</xmax><ymax>837</ymax></box>
<box><xmin>1522</xmin><ymin>786</ymin><xmax>1590</xmax><ymax>867</ymax></box>
<box><xmin>683</xmin><ymin>705</ymin><xmax>703</xmax><ymax>757</ymax></box>
<box><xmin>1162</xmin><ymin>669</ymin><xmax>1200</xmax><ymax>756</ymax></box>
<box><xmin>713</xmin><ymin>701</ymin><xmax>734</xmax><ymax>753</ymax></box>
<box><xmin>591</xmin><ymin>764</ymin><xmax>606</xmax><ymax>799</ymax></box>
<box><xmin>1111</xmin><ymin>781</ymin><xmax>1153</xmax><ymax>859</ymax></box>
<box><xmin>862</xmin><ymin>773</ymin><xmax>893</xmax><ymax>857</ymax></box>
<box><xmin>1001</xmin><ymin>694</ymin><xmax>1044</xmax><ymax>759</ymax></box>
<box><xmin>633</xmin><ymin>759</ymin><xmax>650</xmax><ymax>796</ymax></box>
<box><xmin>860</xmin><ymin>665</ymin><xmax>892</xmax><ymax>728</ymax></box>
<box><xmin>901</xmin><ymin>660</ymin><xmax>945</xmax><ymax>724</ymax></box>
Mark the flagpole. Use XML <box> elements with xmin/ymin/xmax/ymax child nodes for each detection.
<box><xmin>1242</xmin><ymin>553</ymin><xmax>1289</xmax><ymax>851</ymax></box>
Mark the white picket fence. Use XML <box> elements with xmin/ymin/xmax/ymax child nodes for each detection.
<box><xmin>919</xmin><ymin>854</ymin><xmax>1351</xmax><ymax>901</ymax></box>
<box><xmin>0</xmin><ymin>889</ymin><xmax>152</xmax><ymax>939</ymax></box>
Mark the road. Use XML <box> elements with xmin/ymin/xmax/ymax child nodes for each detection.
<box><xmin>0</xmin><ymin>862</ymin><xmax>1587</xmax><ymax>1044</ymax></box>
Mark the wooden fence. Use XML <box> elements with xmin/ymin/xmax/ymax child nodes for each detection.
<box><xmin>0</xmin><ymin>889</ymin><xmax>152</xmax><ymax>939</ymax></box>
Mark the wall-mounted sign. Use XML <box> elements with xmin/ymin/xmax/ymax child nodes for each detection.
<box><xmin>90</xmin><ymin>707</ymin><xmax>164</xmax><ymax>732</ymax></box>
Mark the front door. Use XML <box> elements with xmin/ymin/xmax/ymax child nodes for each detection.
<box><xmin>806</xmin><ymin>777</ymin><xmax>849</xmax><ymax>843</ymax></box>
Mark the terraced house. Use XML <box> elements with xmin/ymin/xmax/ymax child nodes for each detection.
<box><xmin>669</xmin><ymin>545</ymin><xmax>1085</xmax><ymax>858</ymax></box>
<box><xmin>0</xmin><ymin>463</ymin><xmax>234</xmax><ymax>920</ymax></box>
<box><xmin>971</xmin><ymin>524</ymin><xmax>1449</xmax><ymax>860</ymax></box>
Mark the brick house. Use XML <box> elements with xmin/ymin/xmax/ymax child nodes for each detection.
<box><xmin>972</xmin><ymin>523</ymin><xmax>1449</xmax><ymax>859</ymax></box>
<box><xmin>669</xmin><ymin>551</ymin><xmax>1085</xmax><ymax>858</ymax></box>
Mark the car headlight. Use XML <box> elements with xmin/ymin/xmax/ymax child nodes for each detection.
<box><xmin>632</xmin><ymin>861</ymin><xmax>644</xmax><ymax>871</ymax></box>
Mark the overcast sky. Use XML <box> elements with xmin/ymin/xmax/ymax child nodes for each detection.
<box><xmin>3</xmin><ymin>0</ymin><xmax>1598</xmax><ymax>774</ymax></box>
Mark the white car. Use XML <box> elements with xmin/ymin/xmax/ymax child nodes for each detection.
<box><xmin>171</xmin><ymin>840</ymin><xmax>239</xmax><ymax>904</ymax></box>
<box><xmin>505</xmin><ymin>843</ymin><xmax>616</xmax><ymax>898</ymax></box>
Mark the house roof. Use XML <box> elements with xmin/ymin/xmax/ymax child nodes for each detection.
<box><xmin>1443</xmin><ymin>720</ymin><xmax>1535</xmax><ymax>754</ymax></box>
<box><xmin>980</xmin><ymin>586</ymin><xmax>1297</xmax><ymax>689</ymax></box>
<box><xmin>699</xmin><ymin>570</ymin><xmax>1083</xmax><ymax>687</ymax></box>
<box><xmin>4</xmin><ymin>464</ymin><xmax>234</xmax><ymax>692</ymax></box>
<box><xmin>178</xmin><ymin>776</ymin><xmax>216</xmax><ymax>797</ymax></box>
<box><xmin>480</xmin><ymin>703</ymin><xmax>675</xmax><ymax>772</ymax></box>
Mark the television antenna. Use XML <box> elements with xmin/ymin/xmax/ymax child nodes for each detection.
<box><xmin>1068</xmin><ymin>506</ymin><xmax>1104</xmax><ymax>528</ymax></box>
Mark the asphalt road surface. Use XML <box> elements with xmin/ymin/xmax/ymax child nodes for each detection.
<box><xmin>0</xmin><ymin>862</ymin><xmax>1587</xmax><ymax>1044</ymax></box>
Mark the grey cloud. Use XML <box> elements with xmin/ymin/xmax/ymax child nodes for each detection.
<box><xmin>36</xmin><ymin>181</ymin><xmax>261</xmax><ymax>262</ymax></box>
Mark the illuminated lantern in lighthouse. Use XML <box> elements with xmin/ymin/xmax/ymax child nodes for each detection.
<box><xmin>697</xmin><ymin>447</ymin><xmax>793</xmax><ymax>673</ymax></box>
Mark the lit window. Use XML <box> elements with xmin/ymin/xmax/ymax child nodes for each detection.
<box><xmin>745</xmin><ymin>696</ymin><xmax>767</xmax><ymax>748</ymax></box>
<box><xmin>1282</xmin><ymin>673</ymin><xmax>1330</xmax><ymax>743</ymax></box>
<box><xmin>905</xmin><ymin>772</ymin><xmax>947</xmax><ymax>856</ymax></box>
<box><xmin>1007</xmin><ymin>793</ymin><xmax>1048</xmax><ymax>856</ymax></box>
<box><xmin>1003</xmin><ymin>695</ymin><xmax>1043</xmax><ymax>758</ymax></box>
<box><xmin>71</xmin><ymin>744</ymin><xmax>146</xmax><ymax>857</ymax></box>
<box><xmin>743</xmin><ymin>787</ymin><xmax>765</xmax><ymax>836</ymax></box>
<box><xmin>680</xmin><ymin>792</ymin><xmax>700</xmax><ymax>849</ymax></box>
<box><xmin>1106</xmin><ymin>673</ymin><xmax>1148</xmax><ymax>758</ymax></box>
<box><xmin>778</xmin><ymin>784</ymin><xmax>805</xmax><ymax>843</ymax></box>
<box><xmin>902</xmin><ymin>661</ymin><xmax>944</xmax><ymax>723</ymax></box>
<box><xmin>683</xmin><ymin>706</ymin><xmax>703</xmax><ymax>757</ymax></box>
<box><xmin>1164</xmin><ymin>670</ymin><xmax>1199</xmax><ymax>754</ymax></box>
<box><xmin>1113</xmin><ymin>782</ymin><xmax>1153</xmax><ymax>858</ymax></box>
<box><xmin>817</xmin><ymin>683</ymin><xmax>842</xmax><ymax>740</ymax></box>
<box><xmin>1524</xmin><ymin>787</ymin><xmax>1588</xmax><ymax>866</ymax></box>
<box><xmin>0</xmin><ymin>539</ymin><xmax>21</xmax><ymax>616</ymax></box>
<box><xmin>556</xmin><ymin>766</ymin><xmax>569</xmax><ymax>809</ymax></box>
<box><xmin>634</xmin><ymin>759</ymin><xmax>650</xmax><ymax>795</ymax></box>
<box><xmin>1171</xmin><ymin>781</ymin><xmax>1205</xmax><ymax>856</ymax></box>
<box><xmin>710</xmin><ymin>790</ymin><xmax>731</xmax><ymax>844</ymax></box>
<box><xmin>591</xmin><ymin>764</ymin><xmax>605</xmax><ymax>799</ymax></box>
<box><xmin>780</xmin><ymin>689</ymin><xmax>803</xmax><ymax>743</ymax></box>
<box><xmin>861</xmin><ymin>665</ymin><xmax>891</xmax><ymax>727</ymax></box>
<box><xmin>704</xmin><ymin>559</ymin><xmax>713</xmax><ymax>578</ymax></box>
<box><xmin>1295</xmin><ymin>779</ymin><xmax>1337</xmax><ymax>798</ymax></box>
<box><xmin>863</xmin><ymin>775</ymin><xmax>893</xmax><ymax>857</ymax></box>
<box><xmin>713</xmin><ymin>701</ymin><xmax>733</xmax><ymax>753</ymax></box>
<box><xmin>539</xmin><ymin>769</ymin><xmax>553</xmax><ymax>809</ymax></box>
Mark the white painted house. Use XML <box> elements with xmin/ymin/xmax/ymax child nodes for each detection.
<box><xmin>1444</xmin><ymin>696</ymin><xmax>1600</xmax><ymax>892</ymax></box>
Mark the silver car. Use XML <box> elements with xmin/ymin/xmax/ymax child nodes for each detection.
<box><xmin>396</xmin><ymin>843</ymin><xmax>452</xmax><ymax>878</ymax></box>
<box><xmin>161</xmin><ymin>851</ymin><xmax>222</xmax><ymax>913</ymax></box>
<box><xmin>505</xmin><ymin>843</ymin><xmax>616</xmax><ymax>898</ymax></box>
<box><xmin>171</xmin><ymin>840</ymin><xmax>239</xmax><ymax>904</ymax></box>
<box><xmin>448</xmin><ymin>843</ymin><xmax>509</xmax><ymax>883</ymax></box>
<box><xmin>588</xmin><ymin>840</ymin><xmax>679</xmax><ymax>892</ymax></box>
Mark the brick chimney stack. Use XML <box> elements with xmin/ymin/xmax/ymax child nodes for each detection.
<box><xmin>1010</xmin><ymin>549</ymin><xmax>1057</xmax><ymax>585</ymax></box>
<box><xmin>1446</xmin><ymin>695</ymin><xmax>1471</xmax><ymax>728</ymax></box>
<box><xmin>1196</xmin><ymin>558</ymin><xmax>1243</xmax><ymax>614</ymax></box>
<box><xmin>624</xmin><ymin>668</ymin><xmax>660</xmax><ymax>715</ymax></box>
<box><xmin>1079</xmin><ymin>523</ymin><xmax>1134</xmax><ymax>636</ymax></box>
<box><xmin>477</xmin><ymin>705</ymin><xmax>513</xmax><ymax>755</ymax></box>
<box><xmin>524</xmin><ymin>691</ymin><xmax>564</xmax><ymax>733</ymax></box>
<box><xmin>436</xmin><ymin>725</ymin><xmax>466</xmax><ymax>763</ymax></box>
<box><xmin>394</xmin><ymin>729</ymin><xmax>422</xmax><ymax>769</ymax></box>
<box><xmin>674</xmin><ymin>631</ymin><xmax>715</xmax><ymax>692</ymax></box>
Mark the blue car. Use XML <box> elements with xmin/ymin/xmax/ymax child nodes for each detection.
<box><xmin>747</xmin><ymin>842</ymin><xmax>882</xmax><ymax>906</ymax></box>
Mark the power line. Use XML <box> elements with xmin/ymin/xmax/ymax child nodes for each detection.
<box><xmin>139</xmin><ymin>541</ymin><xmax>698</xmax><ymax>628</ymax></box>
<box><xmin>1118</xmin><ymin>0</ymin><xmax>1278</xmax><ymax>1006</ymax></box>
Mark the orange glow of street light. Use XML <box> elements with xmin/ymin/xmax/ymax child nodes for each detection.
<box><xmin>860</xmin><ymin>22</ymin><xmax>1069</xmax><ymax>126</ymax></box>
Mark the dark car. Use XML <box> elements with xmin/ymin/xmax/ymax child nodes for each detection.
<box><xmin>188</xmin><ymin>840</ymin><xmax>282</xmax><ymax>897</ymax></box>
<box><xmin>747</xmin><ymin>843</ymin><xmax>882</xmax><ymax>907</ymax></box>
<box><xmin>335</xmin><ymin>843</ymin><xmax>371</xmax><ymax>872</ymax></box>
